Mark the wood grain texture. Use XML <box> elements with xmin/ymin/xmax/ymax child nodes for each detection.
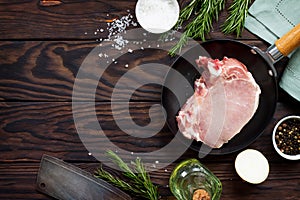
<box><xmin>1</xmin><ymin>1</ymin><xmax>300</xmax><ymax>199</ymax></box>
<box><xmin>0</xmin><ymin>162</ymin><xmax>299</xmax><ymax>200</ymax></box>
<box><xmin>0</xmin><ymin>0</ymin><xmax>258</xmax><ymax>40</ymax></box>
<box><xmin>1</xmin><ymin>101</ymin><xmax>299</xmax><ymax>163</ymax></box>
<box><xmin>0</xmin><ymin>40</ymin><xmax>273</xmax><ymax>102</ymax></box>
<box><xmin>0</xmin><ymin>40</ymin><xmax>173</xmax><ymax>101</ymax></box>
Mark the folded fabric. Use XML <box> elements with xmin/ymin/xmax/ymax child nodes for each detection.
<box><xmin>245</xmin><ymin>0</ymin><xmax>300</xmax><ymax>101</ymax></box>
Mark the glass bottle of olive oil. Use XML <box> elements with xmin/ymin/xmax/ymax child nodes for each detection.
<box><xmin>169</xmin><ymin>159</ymin><xmax>222</xmax><ymax>200</ymax></box>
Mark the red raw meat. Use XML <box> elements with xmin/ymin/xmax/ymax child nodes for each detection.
<box><xmin>176</xmin><ymin>56</ymin><xmax>261</xmax><ymax>148</ymax></box>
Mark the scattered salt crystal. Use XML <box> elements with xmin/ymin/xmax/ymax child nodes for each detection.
<box><xmin>152</xmin><ymin>164</ymin><xmax>156</xmax><ymax>168</ymax></box>
<box><xmin>103</xmin><ymin>13</ymin><xmax>135</xmax><ymax>50</ymax></box>
<box><xmin>125</xmin><ymin>64</ymin><xmax>129</xmax><ymax>68</ymax></box>
<box><xmin>98</xmin><ymin>53</ymin><xmax>103</xmax><ymax>57</ymax></box>
<box><xmin>131</xmin><ymin>152</ymin><xmax>134</xmax><ymax>155</ymax></box>
<box><xmin>114</xmin><ymin>61</ymin><xmax>118</xmax><ymax>64</ymax></box>
<box><xmin>157</xmin><ymin>44</ymin><xmax>160</xmax><ymax>47</ymax></box>
<box><xmin>164</xmin><ymin>169</ymin><xmax>168</xmax><ymax>172</ymax></box>
<box><xmin>104</xmin><ymin>54</ymin><xmax>109</xmax><ymax>58</ymax></box>
<box><xmin>140</xmin><ymin>47</ymin><xmax>144</xmax><ymax>50</ymax></box>
<box><xmin>113</xmin><ymin>35</ymin><xmax>128</xmax><ymax>49</ymax></box>
<box><xmin>112</xmin><ymin>58</ymin><xmax>115</xmax><ymax>61</ymax></box>
<box><xmin>148</xmin><ymin>45</ymin><xmax>151</xmax><ymax>48</ymax></box>
<box><xmin>84</xmin><ymin>32</ymin><xmax>87</xmax><ymax>35</ymax></box>
<box><xmin>155</xmin><ymin>160</ymin><xmax>159</xmax><ymax>164</ymax></box>
<box><xmin>88</xmin><ymin>152</ymin><xmax>92</xmax><ymax>156</ymax></box>
<box><xmin>93</xmin><ymin>11</ymin><xmax>141</xmax><ymax>54</ymax></box>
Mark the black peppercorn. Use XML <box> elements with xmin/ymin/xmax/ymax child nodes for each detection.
<box><xmin>275</xmin><ymin>117</ymin><xmax>300</xmax><ymax>156</ymax></box>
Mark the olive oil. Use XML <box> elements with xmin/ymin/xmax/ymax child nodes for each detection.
<box><xmin>169</xmin><ymin>159</ymin><xmax>222</xmax><ymax>200</ymax></box>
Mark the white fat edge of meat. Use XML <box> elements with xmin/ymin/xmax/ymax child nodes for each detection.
<box><xmin>252</xmin><ymin>82</ymin><xmax>261</xmax><ymax>114</ymax></box>
<box><xmin>178</xmin><ymin>112</ymin><xmax>201</xmax><ymax>141</ymax></box>
<box><xmin>207</xmin><ymin>60</ymin><xmax>222</xmax><ymax>77</ymax></box>
<box><xmin>197</xmin><ymin>56</ymin><xmax>209</xmax><ymax>66</ymax></box>
<box><xmin>246</xmin><ymin>72</ymin><xmax>262</xmax><ymax>93</ymax></box>
<box><xmin>182</xmin><ymin>127</ymin><xmax>201</xmax><ymax>141</ymax></box>
<box><xmin>179</xmin><ymin>97</ymin><xmax>203</xmax><ymax>141</ymax></box>
<box><xmin>195</xmin><ymin>79</ymin><xmax>205</xmax><ymax>88</ymax></box>
<box><xmin>222</xmin><ymin>61</ymin><xmax>248</xmax><ymax>78</ymax></box>
<box><xmin>242</xmin><ymin>72</ymin><xmax>261</xmax><ymax>112</ymax></box>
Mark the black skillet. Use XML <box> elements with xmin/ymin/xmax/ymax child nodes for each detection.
<box><xmin>162</xmin><ymin>24</ymin><xmax>300</xmax><ymax>155</ymax></box>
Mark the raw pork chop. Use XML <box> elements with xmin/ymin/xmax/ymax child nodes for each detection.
<box><xmin>177</xmin><ymin>56</ymin><xmax>261</xmax><ymax>148</ymax></box>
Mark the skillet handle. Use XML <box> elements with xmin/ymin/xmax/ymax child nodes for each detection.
<box><xmin>275</xmin><ymin>23</ymin><xmax>300</xmax><ymax>56</ymax></box>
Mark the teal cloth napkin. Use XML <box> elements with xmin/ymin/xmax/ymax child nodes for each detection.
<box><xmin>245</xmin><ymin>0</ymin><xmax>300</xmax><ymax>101</ymax></box>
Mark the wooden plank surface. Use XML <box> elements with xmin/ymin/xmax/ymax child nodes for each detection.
<box><xmin>1</xmin><ymin>0</ymin><xmax>300</xmax><ymax>199</ymax></box>
<box><xmin>0</xmin><ymin>40</ymin><xmax>286</xmax><ymax>102</ymax></box>
<box><xmin>0</xmin><ymin>0</ymin><xmax>257</xmax><ymax>40</ymax></box>
<box><xmin>0</xmin><ymin>40</ymin><xmax>171</xmax><ymax>101</ymax></box>
<box><xmin>1</xmin><ymin>101</ymin><xmax>299</xmax><ymax>162</ymax></box>
<box><xmin>0</xmin><ymin>162</ymin><xmax>299</xmax><ymax>200</ymax></box>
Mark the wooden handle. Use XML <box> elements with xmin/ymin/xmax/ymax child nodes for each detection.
<box><xmin>275</xmin><ymin>23</ymin><xmax>300</xmax><ymax>56</ymax></box>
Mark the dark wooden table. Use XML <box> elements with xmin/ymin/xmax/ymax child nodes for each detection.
<box><xmin>1</xmin><ymin>1</ymin><xmax>299</xmax><ymax>199</ymax></box>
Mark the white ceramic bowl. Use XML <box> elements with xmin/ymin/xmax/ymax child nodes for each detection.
<box><xmin>272</xmin><ymin>115</ymin><xmax>300</xmax><ymax>160</ymax></box>
<box><xmin>135</xmin><ymin>0</ymin><xmax>179</xmax><ymax>34</ymax></box>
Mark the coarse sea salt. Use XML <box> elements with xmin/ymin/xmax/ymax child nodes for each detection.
<box><xmin>94</xmin><ymin>9</ymin><xmax>179</xmax><ymax>67</ymax></box>
<box><xmin>95</xmin><ymin>12</ymin><xmax>136</xmax><ymax>52</ymax></box>
<box><xmin>135</xmin><ymin>0</ymin><xmax>179</xmax><ymax>33</ymax></box>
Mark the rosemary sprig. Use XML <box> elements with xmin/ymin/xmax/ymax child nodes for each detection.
<box><xmin>169</xmin><ymin>32</ymin><xmax>189</xmax><ymax>57</ymax></box>
<box><xmin>221</xmin><ymin>0</ymin><xmax>252</xmax><ymax>37</ymax></box>
<box><xmin>95</xmin><ymin>150</ymin><xmax>159</xmax><ymax>200</ymax></box>
<box><xmin>159</xmin><ymin>0</ymin><xmax>200</xmax><ymax>44</ymax></box>
<box><xmin>175</xmin><ymin>0</ymin><xmax>201</xmax><ymax>28</ymax></box>
<box><xmin>169</xmin><ymin>0</ymin><xmax>225</xmax><ymax>56</ymax></box>
<box><xmin>95</xmin><ymin>167</ymin><xmax>141</xmax><ymax>194</ymax></box>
